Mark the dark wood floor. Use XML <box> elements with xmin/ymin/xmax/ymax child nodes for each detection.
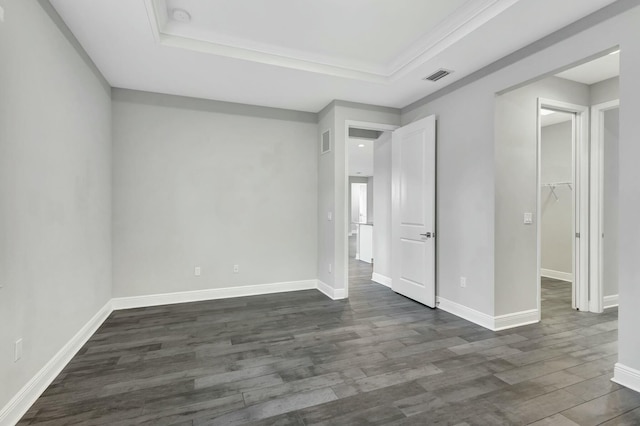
<box><xmin>18</xmin><ymin>242</ymin><xmax>637</xmax><ymax>425</ymax></box>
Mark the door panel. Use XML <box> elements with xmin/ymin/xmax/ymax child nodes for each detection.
<box><xmin>391</xmin><ymin>115</ymin><xmax>436</xmax><ymax>307</ymax></box>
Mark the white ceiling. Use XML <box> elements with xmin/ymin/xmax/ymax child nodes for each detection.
<box><xmin>541</xmin><ymin>110</ymin><xmax>573</xmax><ymax>127</ymax></box>
<box><xmin>49</xmin><ymin>0</ymin><xmax>618</xmax><ymax>112</ymax></box>
<box><xmin>555</xmin><ymin>50</ymin><xmax>620</xmax><ymax>85</ymax></box>
<box><xmin>348</xmin><ymin>139</ymin><xmax>374</xmax><ymax>177</ymax></box>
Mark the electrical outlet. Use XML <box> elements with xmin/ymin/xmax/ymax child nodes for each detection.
<box><xmin>15</xmin><ymin>339</ymin><xmax>22</xmax><ymax>362</ymax></box>
<box><xmin>460</xmin><ymin>277</ymin><xmax>467</xmax><ymax>288</ymax></box>
<box><xmin>194</xmin><ymin>266</ymin><xmax>201</xmax><ymax>276</ymax></box>
<box><xmin>233</xmin><ymin>265</ymin><xmax>239</xmax><ymax>273</ymax></box>
<box><xmin>523</xmin><ymin>212</ymin><xmax>533</xmax><ymax>225</ymax></box>
<box><xmin>327</xmin><ymin>211</ymin><xmax>333</xmax><ymax>221</ymax></box>
<box><xmin>328</xmin><ymin>263</ymin><xmax>332</xmax><ymax>273</ymax></box>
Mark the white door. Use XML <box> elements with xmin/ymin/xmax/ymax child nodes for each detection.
<box><xmin>391</xmin><ymin>115</ymin><xmax>436</xmax><ymax>307</ymax></box>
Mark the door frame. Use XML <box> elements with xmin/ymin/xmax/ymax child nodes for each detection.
<box><xmin>536</xmin><ymin>98</ymin><xmax>589</xmax><ymax>314</ymax></box>
<box><xmin>589</xmin><ymin>99</ymin><xmax>620</xmax><ymax>313</ymax></box>
<box><xmin>343</xmin><ymin>120</ymin><xmax>399</xmax><ymax>298</ymax></box>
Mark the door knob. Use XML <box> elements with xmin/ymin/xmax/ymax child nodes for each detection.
<box><xmin>420</xmin><ymin>232</ymin><xmax>434</xmax><ymax>238</ymax></box>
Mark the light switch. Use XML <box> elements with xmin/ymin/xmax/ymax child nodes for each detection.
<box><xmin>327</xmin><ymin>212</ymin><xmax>333</xmax><ymax>221</ymax></box>
<box><xmin>0</xmin><ymin>6</ymin><xmax>5</xmax><ymax>22</ymax></box>
<box><xmin>523</xmin><ymin>212</ymin><xmax>533</xmax><ymax>225</ymax></box>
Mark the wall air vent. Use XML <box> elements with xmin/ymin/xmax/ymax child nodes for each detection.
<box><xmin>423</xmin><ymin>69</ymin><xmax>453</xmax><ymax>82</ymax></box>
<box><xmin>321</xmin><ymin>130</ymin><xmax>331</xmax><ymax>154</ymax></box>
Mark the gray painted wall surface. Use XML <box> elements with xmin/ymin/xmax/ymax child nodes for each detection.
<box><xmin>591</xmin><ymin>77</ymin><xmax>620</xmax><ymax>105</ymax></box>
<box><xmin>603</xmin><ymin>108</ymin><xmax>619</xmax><ymax>298</ymax></box>
<box><xmin>0</xmin><ymin>0</ymin><xmax>112</xmax><ymax>410</ymax></box>
<box><xmin>318</xmin><ymin>105</ymin><xmax>336</xmax><ymax>287</ymax></box>
<box><xmin>541</xmin><ymin>121</ymin><xmax>573</xmax><ymax>276</ymax></box>
<box><xmin>373</xmin><ymin>132</ymin><xmax>392</xmax><ymax>280</ymax></box>
<box><xmin>112</xmin><ymin>89</ymin><xmax>318</xmax><ymax>297</ymax></box>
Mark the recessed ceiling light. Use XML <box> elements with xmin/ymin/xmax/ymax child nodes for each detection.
<box><xmin>172</xmin><ymin>8</ymin><xmax>191</xmax><ymax>23</ymax></box>
<box><xmin>358</xmin><ymin>144</ymin><xmax>365</xmax><ymax>148</ymax></box>
<box><xmin>540</xmin><ymin>108</ymin><xmax>556</xmax><ymax>116</ymax></box>
<box><xmin>609</xmin><ymin>49</ymin><xmax>620</xmax><ymax>55</ymax></box>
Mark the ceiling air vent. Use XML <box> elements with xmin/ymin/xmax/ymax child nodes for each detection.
<box><xmin>423</xmin><ymin>69</ymin><xmax>453</xmax><ymax>82</ymax></box>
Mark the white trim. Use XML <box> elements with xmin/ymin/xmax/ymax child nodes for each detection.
<box><xmin>437</xmin><ymin>297</ymin><xmax>539</xmax><ymax>331</ymax></box>
<box><xmin>0</xmin><ymin>302</ymin><xmax>113</xmax><ymax>426</ymax></box>
<box><xmin>436</xmin><ymin>297</ymin><xmax>494</xmax><ymax>330</ymax></box>
<box><xmin>603</xmin><ymin>294</ymin><xmax>619</xmax><ymax>309</ymax></box>
<box><xmin>493</xmin><ymin>309</ymin><xmax>539</xmax><ymax>331</ymax></box>
<box><xmin>540</xmin><ymin>268</ymin><xmax>573</xmax><ymax>282</ymax></box>
<box><xmin>316</xmin><ymin>280</ymin><xmax>346</xmax><ymax>300</ymax></box>
<box><xmin>112</xmin><ymin>280</ymin><xmax>317</xmax><ymax>310</ymax></box>
<box><xmin>589</xmin><ymin>99</ymin><xmax>620</xmax><ymax>313</ymax></box>
<box><xmin>613</xmin><ymin>363</ymin><xmax>640</xmax><ymax>393</ymax></box>
<box><xmin>371</xmin><ymin>273</ymin><xmax>392</xmax><ymax>288</ymax></box>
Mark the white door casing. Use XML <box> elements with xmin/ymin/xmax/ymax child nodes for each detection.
<box><xmin>391</xmin><ymin>115</ymin><xmax>436</xmax><ymax>307</ymax></box>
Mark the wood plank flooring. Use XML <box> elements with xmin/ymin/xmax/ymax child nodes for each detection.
<box><xmin>18</xmin><ymin>242</ymin><xmax>637</xmax><ymax>425</ymax></box>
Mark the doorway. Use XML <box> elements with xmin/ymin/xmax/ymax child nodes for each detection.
<box><xmin>538</xmin><ymin>106</ymin><xmax>580</xmax><ymax>312</ymax></box>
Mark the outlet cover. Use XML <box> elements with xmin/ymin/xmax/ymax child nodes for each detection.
<box><xmin>194</xmin><ymin>266</ymin><xmax>201</xmax><ymax>276</ymax></box>
<box><xmin>233</xmin><ymin>265</ymin><xmax>239</xmax><ymax>273</ymax></box>
<box><xmin>460</xmin><ymin>277</ymin><xmax>467</xmax><ymax>288</ymax></box>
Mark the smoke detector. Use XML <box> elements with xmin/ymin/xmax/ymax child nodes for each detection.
<box><xmin>172</xmin><ymin>8</ymin><xmax>191</xmax><ymax>23</ymax></box>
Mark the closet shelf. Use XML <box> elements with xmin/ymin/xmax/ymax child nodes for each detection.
<box><xmin>542</xmin><ymin>182</ymin><xmax>572</xmax><ymax>201</ymax></box>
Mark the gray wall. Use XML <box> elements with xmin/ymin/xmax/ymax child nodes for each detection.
<box><xmin>373</xmin><ymin>132</ymin><xmax>392</xmax><ymax>280</ymax></box>
<box><xmin>603</xmin><ymin>108</ymin><xmax>619</xmax><ymax>298</ymax></box>
<box><xmin>591</xmin><ymin>77</ymin><xmax>620</xmax><ymax>105</ymax></box>
<box><xmin>112</xmin><ymin>89</ymin><xmax>318</xmax><ymax>297</ymax></box>
<box><xmin>0</xmin><ymin>0</ymin><xmax>112</xmax><ymax>411</ymax></box>
<box><xmin>541</xmin><ymin>121</ymin><xmax>573</xmax><ymax>276</ymax></box>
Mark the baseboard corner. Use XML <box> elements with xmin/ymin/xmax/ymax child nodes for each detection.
<box><xmin>0</xmin><ymin>301</ymin><xmax>113</xmax><ymax>426</ymax></box>
<box><xmin>604</xmin><ymin>294</ymin><xmax>619</xmax><ymax>309</ymax></box>
<box><xmin>371</xmin><ymin>273</ymin><xmax>392</xmax><ymax>288</ymax></box>
<box><xmin>316</xmin><ymin>280</ymin><xmax>346</xmax><ymax>300</ymax></box>
<box><xmin>613</xmin><ymin>363</ymin><xmax>640</xmax><ymax>393</ymax></box>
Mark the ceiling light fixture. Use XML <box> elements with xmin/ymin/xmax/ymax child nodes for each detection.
<box><xmin>358</xmin><ymin>144</ymin><xmax>365</xmax><ymax>148</ymax></box>
<box><xmin>172</xmin><ymin>8</ymin><xmax>191</xmax><ymax>23</ymax></box>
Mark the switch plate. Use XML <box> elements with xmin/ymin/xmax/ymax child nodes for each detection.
<box><xmin>328</xmin><ymin>263</ymin><xmax>332</xmax><ymax>273</ymax></box>
<box><xmin>0</xmin><ymin>6</ymin><xmax>5</xmax><ymax>23</ymax></box>
<box><xmin>15</xmin><ymin>339</ymin><xmax>22</xmax><ymax>362</ymax></box>
<box><xmin>233</xmin><ymin>265</ymin><xmax>239</xmax><ymax>273</ymax></box>
<box><xmin>523</xmin><ymin>212</ymin><xmax>533</xmax><ymax>225</ymax></box>
<box><xmin>327</xmin><ymin>212</ymin><xmax>332</xmax><ymax>221</ymax></box>
<box><xmin>194</xmin><ymin>266</ymin><xmax>201</xmax><ymax>276</ymax></box>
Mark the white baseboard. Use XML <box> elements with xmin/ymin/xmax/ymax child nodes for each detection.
<box><xmin>541</xmin><ymin>269</ymin><xmax>573</xmax><ymax>282</ymax></box>
<box><xmin>0</xmin><ymin>301</ymin><xmax>113</xmax><ymax>426</ymax></box>
<box><xmin>437</xmin><ymin>297</ymin><xmax>539</xmax><ymax>331</ymax></box>
<box><xmin>437</xmin><ymin>297</ymin><xmax>495</xmax><ymax>330</ymax></box>
<box><xmin>371</xmin><ymin>273</ymin><xmax>392</xmax><ymax>288</ymax></box>
<box><xmin>604</xmin><ymin>294</ymin><xmax>619</xmax><ymax>309</ymax></box>
<box><xmin>613</xmin><ymin>363</ymin><xmax>640</xmax><ymax>393</ymax></box>
<box><xmin>493</xmin><ymin>309</ymin><xmax>539</xmax><ymax>331</ymax></box>
<box><xmin>112</xmin><ymin>280</ymin><xmax>318</xmax><ymax>310</ymax></box>
<box><xmin>316</xmin><ymin>280</ymin><xmax>346</xmax><ymax>300</ymax></box>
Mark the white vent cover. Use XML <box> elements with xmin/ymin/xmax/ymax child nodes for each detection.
<box><xmin>321</xmin><ymin>130</ymin><xmax>331</xmax><ymax>154</ymax></box>
<box><xmin>424</xmin><ymin>69</ymin><xmax>453</xmax><ymax>82</ymax></box>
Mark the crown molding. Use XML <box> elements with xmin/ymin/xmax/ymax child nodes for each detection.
<box><xmin>144</xmin><ymin>0</ymin><xmax>521</xmax><ymax>83</ymax></box>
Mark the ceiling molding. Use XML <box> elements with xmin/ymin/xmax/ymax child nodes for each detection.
<box><xmin>144</xmin><ymin>0</ymin><xmax>521</xmax><ymax>83</ymax></box>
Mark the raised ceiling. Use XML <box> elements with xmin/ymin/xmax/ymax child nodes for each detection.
<box><xmin>49</xmin><ymin>0</ymin><xmax>618</xmax><ymax>112</ymax></box>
